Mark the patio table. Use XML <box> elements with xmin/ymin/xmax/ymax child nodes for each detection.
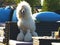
<box><xmin>32</xmin><ymin>36</ymin><xmax>60</xmax><ymax>45</ymax></box>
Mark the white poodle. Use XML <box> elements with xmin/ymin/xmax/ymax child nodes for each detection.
<box><xmin>16</xmin><ymin>1</ymin><xmax>38</xmax><ymax>41</ymax></box>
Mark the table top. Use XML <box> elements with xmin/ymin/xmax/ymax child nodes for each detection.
<box><xmin>32</xmin><ymin>36</ymin><xmax>60</xmax><ymax>40</ymax></box>
<box><xmin>0</xmin><ymin>37</ymin><xmax>33</xmax><ymax>45</ymax></box>
<box><xmin>51</xmin><ymin>42</ymin><xmax>60</xmax><ymax>45</ymax></box>
<box><xmin>9</xmin><ymin>40</ymin><xmax>32</xmax><ymax>45</ymax></box>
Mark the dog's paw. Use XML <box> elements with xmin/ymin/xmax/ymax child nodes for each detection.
<box><xmin>32</xmin><ymin>32</ymin><xmax>38</xmax><ymax>36</ymax></box>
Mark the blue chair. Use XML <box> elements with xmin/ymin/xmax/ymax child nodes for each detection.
<box><xmin>0</xmin><ymin>6</ymin><xmax>13</xmax><ymax>23</ymax></box>
<box><xmin>33</xmin><ymin>12</ymin><xmax>60</xmax><ymax>36</ymax></box>
<box><xmin>12</xmin><ymin>10</ymin><xmax>18</xmax><ymax>22</ymax></box>
<box><xmin>33</xmin><ymin>11</ymin><xmax>60</xmax><ymax>22</ymax></box>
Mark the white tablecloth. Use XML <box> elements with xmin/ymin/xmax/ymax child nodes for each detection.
<box><xmin>51</xmin><ymin>42</ymin><xmax>60</xmax><ymax>45</ymax></box>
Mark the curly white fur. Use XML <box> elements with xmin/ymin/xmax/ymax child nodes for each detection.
<box><xmin>16</xmin><ymin>1</ymin><xmax>38</xmax><ymax>41</ymax></box>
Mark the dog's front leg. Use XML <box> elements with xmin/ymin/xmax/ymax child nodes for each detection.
<box><xmin>24</xmin><ymin>29</ymin><xmax>32</xmax><ymax>41</ymax></box>
<box><xmin>17</xmin><ymin>30</ymin><xmax>24</xmax><ymax>41</ymax></box>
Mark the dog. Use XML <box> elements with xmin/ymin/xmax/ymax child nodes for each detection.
<box><xmin>16</xmin><ymin>1</ymin><xmax>38</xmax><ymax>41</ymax></box>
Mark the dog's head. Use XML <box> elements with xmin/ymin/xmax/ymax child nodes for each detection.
<box><xmin>16</xmin><ymin>1</ymin><xmax>32</xmax><ymax>19</ymax></box>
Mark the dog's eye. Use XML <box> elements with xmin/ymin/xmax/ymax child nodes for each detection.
<box><xmin>20</xmin><ymin>9</ymin><xmax>25</xmax><ymax>15</ymax></box>
<box><xmin>22</xmin><ymin>9</ymin><xmax>25</xmax><ymax>13</ymax></box>
<box><xmin>20</xmin><ymin>9</ymin><xmax>25</xmax><ymax>13</ymax></box>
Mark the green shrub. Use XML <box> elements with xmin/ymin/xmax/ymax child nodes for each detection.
<box><xmin>3</xmin><ymin>0</ymin><xmax>40</xmax><ymax>13</ymax></box>
<box><xmin>42</xmin><ymin>0</ymin><xmax>60</xmax><ymax>12</ymax></box>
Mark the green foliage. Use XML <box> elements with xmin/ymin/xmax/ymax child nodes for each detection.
<box><xmin>4</xmin><ymin>0</ymin><xmax>15</xmax><ymax>3</ymax></box>
<box><xmin>42</xmin><ymin>0</ymin><xmax>60</xmax><ymax>11</ymax></box>
<box><xmin>25</xmin><ymin>0</ymin><xmax>40</xmax><ymax>7</ymax></box>
<box><xmin>24</xmin><ymin>0</ymin><xmax>40</xmax><ymax>13</ymax></box>
<box><xmin>2</xmin><ymin>0</ymin><xmax>40</xmax><ymax>13</ymax></box>
<box><xmin>14</xmin><ymin>0</ymin><xmax>22</xmax><ymax>5</ymax></box>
